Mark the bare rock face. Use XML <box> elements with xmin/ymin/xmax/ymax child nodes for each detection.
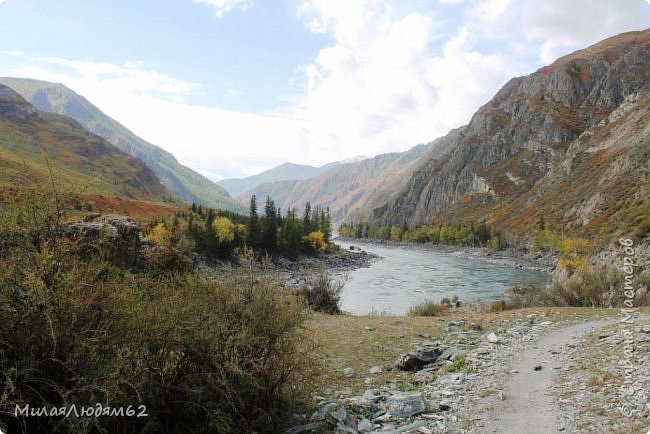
<box><xmin>0</xmin><ymin>84</ymin><xmax>39</xmax><ymax>121</ymax></box>
<box><xmin>373</xmin><ymin>29</ymin><xmax>650</xmax><ymax>237</ymax></box>
<box><xmin>64</xmin><ymin>214</ymin><xmax>141</xmax><ymax>267</ymax></box>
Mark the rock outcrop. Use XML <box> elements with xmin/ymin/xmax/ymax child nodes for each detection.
<box><xmin>64</xmin><ymin>214</ymin><xmax>141</xmax><ymax>267</ymax></box>
<box><xmin>0</xmin><ymin>85</ymin><xmax>39</xmax><ymax>121</ymax></box>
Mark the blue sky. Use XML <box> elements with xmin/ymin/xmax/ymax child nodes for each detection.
<box><xmin>1</xmin><ymin>0</ymin><xmax>649</xmax><ymax>179</ymax></box>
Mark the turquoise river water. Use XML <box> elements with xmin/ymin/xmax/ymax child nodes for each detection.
<box><xmin>335</xmin><ymin>240</ymin><xmax>550</xmax><ymax>315</ymax></box>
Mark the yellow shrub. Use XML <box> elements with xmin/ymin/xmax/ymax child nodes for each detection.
<box><xmin>558</xmin><ymin>257</ymin><xmax>586</xmax><ymax>271</ymax></box>
<box><xmin>305</xmin><ymin>231</ymin><xmax>327</xmax><ymax>251</ymax></box>
<box><xmin>148</xmin><ymin>223</ymin><xmax>171</xmax><ymax>246</ymax></box>
<box><xmin>212</xmin><ymin>217</ymin><xmax>235</xmax><ymax>244</ymax></box>
<box><xmin>559</xmin><ymin>237</ymin><xmax>589</xmax><ymax>255</ymax></box>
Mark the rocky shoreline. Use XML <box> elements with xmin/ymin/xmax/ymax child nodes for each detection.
<box><xmin>274</xmin><ymin>246</ymin><xmax>381</xmax><ymax>290</ymax></box>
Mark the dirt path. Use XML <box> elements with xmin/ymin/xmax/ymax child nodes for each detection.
<box><xmin>481</xmin><ymin>317</ymin><xmax>622</xmax><ymax>433</ymax></box>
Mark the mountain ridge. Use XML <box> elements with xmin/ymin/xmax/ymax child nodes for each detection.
<box><xmin>0</xmin><ymin>77</ymin><xmax>245</xmax><ymax>212</ymax></box>
<box><xmin>218</xmin><ymin>161</ymin><xmax>339</xmax><ymax>197</ymax></box>
<box><xmin>370</xmin><ymin>29</ymin><xmax>650</xmax><ymax>245</ymax></box>
<box><xmin>239</xmin><ymin>140</ymin><xmax>454</xmax><ymax>222</ymax></box>
<box><xmin>0</xmin><ymin>84</ymin><xmax>169</xmax><ymax>202</ymax></box>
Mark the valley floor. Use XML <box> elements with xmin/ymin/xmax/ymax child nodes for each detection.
<box><xmin>299</xmin><ymin>307</ymin><xmax>650</xmax><ymax>433</ymax></box>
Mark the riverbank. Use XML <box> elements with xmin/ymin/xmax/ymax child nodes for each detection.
<box><xmin>337</xmin><ymin>237</ymin><xmax>556</xmax><ymax>273</ymax></box>
<box><xmin>274</xmin><ymin>246</ymin><xmax>381</xmax><ymax>290</ymax></box>
<box><xmin>291</xmin><ymin>307</ymin><xmax>650</xmax><ymax>433</ymax></box>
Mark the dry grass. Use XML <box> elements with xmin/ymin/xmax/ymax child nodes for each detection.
<box><xmin>80</xmin><ymin>193</ymin><xmax>181</xmax><ymax>221</ymax></box>
<box><xmin>305</xmin><ymin>306</ymin><xmax>632</xmax><ymax>396</ymax></box>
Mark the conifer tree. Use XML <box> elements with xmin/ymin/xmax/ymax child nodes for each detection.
<box><xmin>248</xmin><ymin>195</ymin><xmax>260</xmax><ymax>249</ymax></box>
<box><xmin>302</xmin><ymin>202</ymin><xmax>311</xmax><ymax>230</ymax></box>
<box><xmin>262</xmin><ymin>196</ymin><xmax>278</xmax><ymax>252</ymax></box>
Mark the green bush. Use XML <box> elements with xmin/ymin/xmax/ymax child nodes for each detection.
<box><xmin>145</xmin><ymin>248</ymin><xmax>194</xmax><ymax>275</ymax></box>
<box><xmin>547</xmin><ymin>265</ymin><xmax>623</xmax><ymax>307</ymax></box>
<box><xmin>0</xmin><ymin>189</ymin><xmax>315</xmax><ymax>433</ymax></box>
<box><xmin>407</xmin><ymin>299</ymin><xmax>449</xmax><ymax>316</ymax></box>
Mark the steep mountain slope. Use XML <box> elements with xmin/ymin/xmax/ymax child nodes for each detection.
<box><xmin>218</xmin><ymin>161</ymin><xmax>338</xmax><ymax>197</ymax></box>
<box><xmin>240</xmin><ymin>140</ymin><xmax>454</xmax><ymax>222</ymax></box>
<box><xmin>373</xmin><ymin>29</ymin><xmax>650</xmax><ymax>243</ymax></box>
<box><xmin>0</xmin><ymin>77</ymin><xmax>244</xmax><ymax>212</ymax></box>
<box><xmin>0</xmin><ymin>84</ymin><xmax>168</xmax><ymax>201</ymax></box>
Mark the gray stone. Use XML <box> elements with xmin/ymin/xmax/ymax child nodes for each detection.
<box><xmin>64</xmin><ymin>214</ymin><xmax>141</xmax><ymax>267</ymax></box>
<box><xmin>395</xmin><ymin>420</ymin><xmax>426</xmax><ymax>432</ymax></box>
<box><xmin>311</xmin><ymin>402</ymin><xmax>338</xmax><ymax>421</ymax></box>
<box><xmin>439</xmin><ymin>347</ymin><xmax>466</xmax><ymax>361</ymax></box>
<box><xmin>369</xmin><ymin>365</ymin><xmax>384</xmax><ymax>374</ymax></box>
<box><xmin>387</xmin><ymin>392</ymin><xmax>426</xmax><ymax>418</ymax></box>
<box><xmin>395</xmin><ymin>342</ymin><xmax>444</xmax><ymax>371</ymax></box>
<box><xmin>343</xmin><ymin>367</ymin><xmax>356</xmax><ymax>378</ymax></box>
<box><xmin>357</xmin><ymin>418</ymin><xmax>374</xmax><ymax>432</ymax></box>
<box><xmin>285</xmin><ymin>422</ymin><xmax>318</xmax><ymax>434</ymax></box>
<box><xmin>327</xmin><ymin>408</ymin><xmax>348</xmax><ymax>425</ymax></box>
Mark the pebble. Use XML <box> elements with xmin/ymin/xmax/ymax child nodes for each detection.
<box><xmin>302</xmin><ymin>315</ymin><xmax>650</xmax><ymax>434</ymax></box>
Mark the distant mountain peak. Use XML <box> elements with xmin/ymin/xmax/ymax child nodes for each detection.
<box><xmin>218</xmin><ymin>161</ymin><xmax>338</xmax><ymax>197</ymax></box>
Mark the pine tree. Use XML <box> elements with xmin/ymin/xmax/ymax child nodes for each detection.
<box><xmin>302</xmin><ymin>202</ymin><xmax>311</xmax><ymax>230</ymax></box>
<box><xmin>248</xmin><ymin>195</ymin><xmax>260</xmax><ymax>249</ymax></box>
<box><xmin>320</xmin><ymin>208</ymin><xmax>332</xmax><ymax>241</ymax></box>
<box><xmin>262</xmin><ymin>196</ymin><xmax>278</xmax><ymax>253</ymax></box>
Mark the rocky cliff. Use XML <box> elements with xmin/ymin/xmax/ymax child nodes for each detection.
<box><xmin>373</xmin><ymin>29</ymin><xmax>650</xmax><ymax>244</ymax></box>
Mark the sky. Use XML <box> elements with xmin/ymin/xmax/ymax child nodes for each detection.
<box><xmin>0</xmin><ymin>0</ymin><xmax>649</xmax><ymax>180</ymax></box>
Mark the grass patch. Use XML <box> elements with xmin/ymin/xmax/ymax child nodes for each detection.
<box><xmin>408</xmin><ymin>299</ymin><xmax>449</xmax><ymax>316</ymax></box>
<box><xmin>440</xmin><ymin>354</ymin><xmax>468</xmax><ymax>373</ymax></box>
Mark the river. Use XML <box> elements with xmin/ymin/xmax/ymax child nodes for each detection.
<box><xmin>334</xmin><ymin>240</ymin><xmax>550</xmax><ymax>315</ymax></box>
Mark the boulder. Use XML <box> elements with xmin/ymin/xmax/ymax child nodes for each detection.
<box><xmin>386</xmin><ymin>392</ymin><xmax>426</xmax><ymax>418</ymax></box>
<box><xmin>395</xmin><ymin>342</ymin><xmax>444</xmax><ymax>371</ymax></box>
<box><xmin>64</xmin><ymin>214</ymin><xmax>141</xmax><ymax>267</ymax></box>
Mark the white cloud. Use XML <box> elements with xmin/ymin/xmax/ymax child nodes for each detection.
<box><xmin>193</xmin><ymin>0</ymin><xmax>251</xmax><ymax>17</ymax></box>
<box><xmin>471</xmin><ymin>0</ymin><xmax>650</xmax><ymax>63</ymax></box>
<box><xmin>5</xmin><ymin>0</ymin><xmax>648</xmax><ymax>180</ymax></box>
<box><xmin>292</xmin><ymin>0</ymin><xmax>509</xmax><ymax>159</ymax></box>
<box><xmin>11</xmin><ymin>57</ymin><xmax>309</xmax><ymax>178</ymax></box>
